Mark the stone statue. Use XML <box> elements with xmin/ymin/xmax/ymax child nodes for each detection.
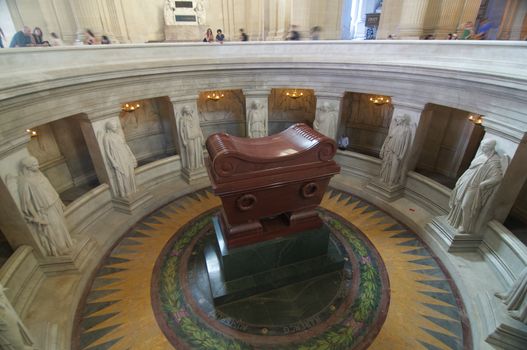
<box><xmin>379</xmin><ymin>114</ymin><xmax>413</xmax><ymax>186</ymax></box>
<box><xmin>496</xmin><ymin>267</ymin><xmax>527</xmax><ymax>323</ymax></box>
<box><xmin>103</xmin><ymin>121</ymin><xmax>138</xmax><ymax>198</ymax></box>
<box><xmin>248</xmin><ymin>102</ymin><xmax>267</xmax><ymax>138</ymax></box>
<box><xmin>194</xmin><ymin>0</ymin><xmax>206</xmax><ymax>25</ymax></box>
<box><xmin>0</xmin><ymin>284</ymin><xmax>35</xmax><ymax>349</ymax></box>
<box><xmin>164</xmin><ymin>0</ymin><xmax>176</xmax><ymax>25</ymax></box>
<box><xmin>313</xmin><ymin>101</ymin><xmax>338</xmax><ymax>138</ymax></box>
<box><xmin>178</xmin><ymin>105</ymin><xmax>204</xmax><ymax>169</ymax></box>
<box><xmin>447</xmin><ymin>139</ymin><xmax>505</xmax><ymax>233</ymax></box>
<box><xmin>18</xmin><ymin>156</ymin><xmax>73</xmax><ymax>257</ymax></box>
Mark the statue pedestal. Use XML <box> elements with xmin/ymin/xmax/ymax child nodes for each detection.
<box><xmin>426</xmin><ymin>216</ymin><xmax>482</xmax><ymax>252</ymax></box>
<box><xmin>39</xmin><ymin>236</ymin><xmax>97</xmax><ymax>275</ymax></box>
<box><xmin>478</xmin><ymin>292</ymin><xmax>527</xmax><ymax>350</ymax></box>
<box><xmin>204</xmin><ymin>216</ymin><xmax>345</xmax><ymax>305</ymax></box>
<box><xmin>366</xmin><ymin>178</ymin><xmax>404</xmax><ymax>201</ymax></box>
<box><xmin>164</xmin><ymin>25</ymin><xmax>205</xmax><ymax>42</ymax></box>
<box><xmin>112</xmin><ymin>191</ymin><xmax>153</xmax><ymax>214</ymax></box>
<box><xmin>182</xmin><ymin>166</ymin><xmax>208</xmax><ymax>184</ymax></box>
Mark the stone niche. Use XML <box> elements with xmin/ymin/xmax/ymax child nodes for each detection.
<box><xmin>197</xmin><ymin>90</ymin><xmax>246</xmax><ymax>139</ymax></box>
<box><xmin>119</xmin><ymin>97</ymin><xmax>177</xmax><ymax>166</ymax></box>
<box><xmin>268</xmin><ymin>88</ymin><xmax>316</xmax><ymax>135</ymax></box>
<box><xmin>27</xmin><ymin>115</ymin><xmax>99</xmax><ymax>204</ymax></box>
<box><xmin>340</xmin><ymin>92</ymin><xmax>394</xmax><ymax>157</ymax></box>
<box><xmin>415</xmin><ymin>104</ymin><xmax>485</xmax><ymax>188</ymax></box>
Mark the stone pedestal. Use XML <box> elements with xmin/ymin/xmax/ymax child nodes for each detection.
<box><xmin>204</xmin><ymin>216</ymin><xmax>345</xmax><ymax>305</ymax></box>
<box><xmin>165</xmin><ymin>25</ymin><xmax>205</xmax><ymax>42</ymax></box>
<box><xmin>112</xmin><ymin>191</ymin><xmax>153</xmax><ymax>214</ymax></box>
<box><xmin>366</xmin><ymin>178</ymin><xmax>405</xmax><ymax>201</ymax></box>
<box><xmin>181</xmin><ymin>166</ymin><xmax>208</xmax><ymax>184</ymax></box>
<box><xmin>38</xmin><ymin>236</ymin><xmax>97</xmax><ymax>275</ymax></box>
<box><xmin>426</xmin><ymin>215</ymin><xmax>482</xmax><ymax>252</ymax></box>
<box><xmin>478</xmin><ymin>292</ymin><xmax>527</xmax><ymax>350</ymax></box>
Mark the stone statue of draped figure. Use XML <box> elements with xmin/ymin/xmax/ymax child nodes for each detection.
<box><xmin>18</xmin><ymin>156</ymin><xmax>73</xmax><ymax>257</ymax></box>
<box><xmin>446</xmin><ymin>139</ymin><xmax>505</xmax><ymax>233</ymax></box>
<box><xmin>313</xmin><ymin>102</ymin><xmax>337</xmax><ymax>139</ymax></box>
<box><xmin>379</xmin><ymin>114</ymin><xmax>413</xmax><ymax>186</ymax></box>
<box><xmin>496</xmin><ymin>267</ymin><xmax>527</xmax><ymax>323</ymax></box>
<box><xmin>248</xmin><ymin>102</ymin><xmax>267</xmax><ymax>138</ymax></box>
<box><xmin>103</xmin><ymin>121</ymin><xmax>138</xmax><ymax>198</ymax></box>
<box><xmin>0</xmin><ymin>284</ymin><xmax>35</xmax><ymax>349</ymax></box>
<box><xmin>164</xmin><ymin>0</ymin><xmax>176</xmax><ymax>25</ymax></box>
<box><xmin>179</xmin><ymin>105</ymin><xmax>204</xmax><ymax>170</ymax></box>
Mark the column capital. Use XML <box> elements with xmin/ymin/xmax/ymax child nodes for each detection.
<box><xmin>169</xmin><ymin>93</ymin><xmax>200</xmax><ymax>104</ymax></box>
<box><xmin>390</xmin><ymin>98</ymin><xmax>427</xmax><ymax>113</ymax></box>
<box><xmin>482</xmin><ymin>116</ymin><xmax>527</xmax><ymax>144</ymax></box>
<box><xmin>79</xmin><ymin>106</ymin><xmax>122</xmax><ymax>122</ymax></box>
<box><xmin>243</xmin><ymin>89</ymin><xmax>272</xmax><ymax>98</ymax></box>
<box><xmin>0</xmin><ymin>133</ymin><xmax>31</xmax><ymax>158</ymax></box>
<box><xmin>315</xmin><ymin>90</ymin><xmax>345</xmax><ymax>99</ymax></box>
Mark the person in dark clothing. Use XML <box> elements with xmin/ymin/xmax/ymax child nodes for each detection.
<box><xmin>0</xmin><ymin>27</ymin><xmax>6</xmax><ymax>48</ymax></box>
<box><xmin>101</xmin><ymin>35</ymin><xmax>111</xmax><ymax>44</ymax></box>
<box><xmin>32</xmin><ymin>27</ymin><xmax>50</xmax><ymax>46</ymax></box>
<box><xmin>9</xmin><ymin>26</ymin><xmax>33</xmax><ymax>47</ymax></box>
<box><xmin>216</xmin><ymin>29</ymin><xmax>225</xmax><ymax>43</ymax></box>
<box><xmin>239</xmin><ymin>28</ymin><xmax>248</xmax><ymax>41</ymax></box>
<box><xmin>286</xmin><ymin>25</ymin><xmax>300</xmax><ymax>40</ymax></box>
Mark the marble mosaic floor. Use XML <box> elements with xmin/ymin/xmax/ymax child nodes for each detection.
<box><xmin>73</xmin><ymin>188</ymin><xmax>471</xmax><ymax>350</ymax></box>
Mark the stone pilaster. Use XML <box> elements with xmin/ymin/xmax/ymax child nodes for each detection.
<box><xmin>0</xmin><ymin>134</ymin><xmax>44</xmax><ymax>256</ymax></box>
<box><xmin>435</xmin><ymin>0</ymin><xmax>466</xmax><ymax>38</ymax></box>
<box><xmin>398</xmin><ymin>0</ymin><xmax>430</xmax><ymax>39</ymax></box>
<box><xmin>314</xmin><ymin>91</ymin><xmax>344</xmax><ymax>141</ymax></box>
<box><xmin>457</xmin><ymin>0</ymin><xmax>483</xmax><ymax>34</ymax></box>
<box><xmin>67</xmin><ymin>0</ymin><xmax>104</xmax><ymax>36</ymax></box>
<box><xmin>482</xmin><ymin>117</ymin><xmax>527</xmax><ymax>224</ymax></box>
<box><xmin>244</xmin><ymin>89</ymin><xmax>271</xmax><ymax>138</ymax></box>
<box><xmin>427</xmin><ymin>118</ymin><xmax>527</xmax><ymax>252</ymax></box>
<box><xmin>367</xmin><ymin>99</ymin><xmax>425</xmax><ymax>201</ymax></box>
<box><xmin>170</xmin><ymin>95</ymin><xmax>208</xmax><ymax>184</ymax></box>
<box><xmin>0</xmin><ymin>134</ymin><xmax>95</xmax><ymax>274</ymax></box>
<box><xmin>77</xmin><ymin>109</ymin><xmax>151</xmax><ymax>214</ymax></box>
<box><xmin>290</xmin><ymin>0</ymin><xmax>311</xmax><ymax>39</ymax></box>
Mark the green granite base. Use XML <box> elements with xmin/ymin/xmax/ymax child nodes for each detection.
<box><xmin>205</xmin><ymin>216</ymin><xmax>345</xmax><ymax>305</ymax></box>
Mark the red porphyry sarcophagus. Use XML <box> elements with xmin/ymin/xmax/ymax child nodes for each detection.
<box><xmin>205</xmin><ymin>123</ymin><xmax>340</xmax><ymax>248</ymax></box>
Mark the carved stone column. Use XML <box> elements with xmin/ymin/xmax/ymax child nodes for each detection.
<box><xmin>244</xmin><ymin>89</ymin><xmax>270</xmax><ymax>138</ymax></box>
<box><xmin>78</xmin><ymin>108</ymin><xmax>151</xmax><ymax>214</ymax></box>
<box><xmin>0</xmin><ymin>134</ymin><xmax>45</xmax><ymax>256</ymax></box>
<box><xmin>457</xmin><ymin>0</ymin><xmax>483</xmax><ymax>34</ymax></box>
<box><xmin>170</xmin><ymin>95</ymin><xmax>208</xmax><ymax>184</ymax></box>
<box><xmin>290</xmin><ymin>0</ymin><xmax>311</xmax><ymax>38</ymax></box>
<box><xmin>427</xmin><ymin>118</ymin><xmax>527</xmax><ymax>252</ymax></box>
<box><xmin>313</xmin><ymin>91</ymin><xmax>344</xmax><ymax>141</ymax></box>
<box><xmin>398</xmin><ymin>0</ymin><xmax>430</xmax><ymax>39</ymax></box>
<box><xmin>0</xmin><ymin>283</ymin><xmax>37</xmax><ymax>349</ymax></box>
<box><xmin>435</xmin><ymin>0</ymin><xmax>466</xmax><ymax>38</ymax></box>
<box><xmin>367</xmin><ymin>99</ymin><xmax>425</xmax><ymax>201</ymax></box>
<box><xmin>0</xmin><ymin>133</ymin><xmax>95</xmax><ymax>274</ymax></box>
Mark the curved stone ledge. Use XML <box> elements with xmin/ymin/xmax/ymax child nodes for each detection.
<box><xmin>65</xmin><ymin>184</ymin><xmax>112</xmax><ymax>236</ymax></box>
<box><xmin>1</xmin><ymin>42</ymin><xmax>526</xmax><ymax>148</ymax></box>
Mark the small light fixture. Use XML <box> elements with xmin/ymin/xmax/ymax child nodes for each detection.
<box><xmin>285</xmin><ymin>89</ymin><xmax>304</xmax><ymax>99</ymax></box>
<box><xmin>206</xmin><ymin>91</ymin><xmax>225</xmax><ymax>101</ymax></box>
<box><xmin>369</xmin><ymin>95</ymin><xmax>391</xmax><ymax>106</ymax></box>
<box><xmin>468</xmin><ymin>114</ymin><xmax>483</xmax><ymax>125</ymax></box>
<box><xmin>26</xmin><ymin>128</ymin><xmax>37</xmax><ymax>137</ymax></box>
<box><xmin>121</xmin><ymin>102</ymin><xmax>141</xmax><ymax>112</ymax></box>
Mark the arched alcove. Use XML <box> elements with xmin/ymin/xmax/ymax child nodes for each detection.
<box><xmin>414</xmin><ymin>104</ymin><xmax>485</xmax><ymax>188</ymax></box>
<box><xmin>268</xmin><ymin>88</ymin><xmax>316</xmax><ymax>135</ymax></box>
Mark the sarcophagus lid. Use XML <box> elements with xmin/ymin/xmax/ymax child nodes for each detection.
<box><xmin>206</xmin><ymin>123</ymin><xmax>340</xmax><ymax>193</ymax></box>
